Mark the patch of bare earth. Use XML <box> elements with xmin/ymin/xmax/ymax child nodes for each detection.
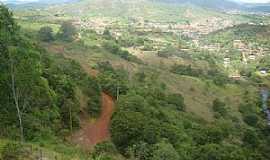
<box><xmin>71</xmin><ymin>93</ymin><xmax>115</xmax><ymax>149</ymax></box>
<box><xmin>47</xmin><ymin>43</ymin><xmax>115</xmax><ymax>149</ymax></box>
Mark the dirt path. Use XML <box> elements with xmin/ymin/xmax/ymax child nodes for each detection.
<box><xmin>71</xmin><ymin>93</ymin><xmax>115</xmax><ymax>149</ymax></box>
<box><xmin>47</xmin><ymin>44</ymin><xmax>115</xmax><ymax>148</ymax></box>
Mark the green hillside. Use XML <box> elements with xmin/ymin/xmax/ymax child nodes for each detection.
<box><xmin>14</xmin><ymin>0</ymin><xmax>258</xmax><ymax>24</ymax></box>
<box><xmin>1</xmin><ymin>1</ymin><xmax>270</xmax><ymax>160</ymax></box>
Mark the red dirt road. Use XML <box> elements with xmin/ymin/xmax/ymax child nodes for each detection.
<box><xmin>47</xmin><ymin>44</ymin><xmax>114</xmax><ymax>148</ymax></box>
<box><xmin>71</xmin><ymin>93</ymin><xmax>115</xmax><ymax>149</ymax></box>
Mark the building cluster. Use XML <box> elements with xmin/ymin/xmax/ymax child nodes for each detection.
<box><xmin>233</xmin><ymin>40</ymin><xmax>267</xmax><ymax>62</ymax></box>
<box><xmin>73</xmin><ymin>16</ymin><xmax>236</xmax><ymax>39</ymax></box>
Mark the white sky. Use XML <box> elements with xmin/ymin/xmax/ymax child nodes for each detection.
<box><xmin>1</xmin><ymin>0</ymin><xmax>39</xmax><ymax>2</ymax></box>
<box><xmin>237</xmin><ymin>0</ymin><xmax>270</xmax><ymax>3</ymax></box>
<box><xmin>1</xmin><ymin>0</ymin><xmax>270</xmax><ymax>3</ymax></box>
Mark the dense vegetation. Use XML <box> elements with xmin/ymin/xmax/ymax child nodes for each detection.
<box><xmin>109</xmin><ymin>72</ymin><xmax>270</xmax><ymax>159</ymax></box>
<box><xmin>0</xmin><ymin>5</ymin><xmax>101</xmax><ymax>143</ymax></box>
<box><xmin>1</xmin><ymin>3</ymin><xmax>270</xmax><ymax>160</ymax></box>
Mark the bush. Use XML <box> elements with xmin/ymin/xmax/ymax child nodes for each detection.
<box><xmin>171</xmin><ymin>64</ymin><xmax>202</xmax><ymax>77</ymax></box>
<box><xmin>212</xmin><ymin>99</ymin><xmax>227</xmax><ymax>118</ymax></box>
<box><xmin>243</xmin><ymin>129</ymin><xmax>259</xmax><ymax>148</ymax></box>
<box><xmin>102</xmin><ymin>41</ymin><xmax>143</xmax><ymax>64</ymax></box>
<box><xmin>57</xmin><ymin>21</ymin><xmax>77</xmax><ymax>42</ymax></box>
<box><xmin>38</xmin><ymin>26</ymin><xmax>54</xmax><ymax>42</ymax></box>
<box><xmin>151</xmin><ymin>140</ymin><xmax>180</xmax><ymax>160</ymax></box>
<box><xmin>94</xmin><ymin>141</ymin><xmax>118</xmax><ymax>155</ymax></box>
<box><xmin>82</xmin><ymin>77</ymin><xmax>101</xmax><ymax>117</ymax></box>
<box><xmin>243</xmin><ymin>113</ymin><xmax>258</xmax><ymax>127</ymax></box>
<box><xmin>165</xmin><ymin>94</ymin><xmax>185</xmax><ymax>111</ymax></box>
<box><xmin>1</xmin><ymin>142</ymin><xmax>25</xmax><ymax>160</ymax></box>
<box><xmin>157</xmin><ymin>46</ymin><xmax>177</xmax><ymax>58</ymax></box>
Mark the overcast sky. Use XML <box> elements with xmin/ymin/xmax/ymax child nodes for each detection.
<box><xmin>237</xmin><ymin>0</ymin><xmax>270</xmax><ymax>3</ymax></box>
<box><xmin>1</xmin><ymin>0</ymin><xmax>270</xmax><ymax>3</ymax></box>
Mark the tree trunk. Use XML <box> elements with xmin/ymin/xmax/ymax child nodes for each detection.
<box><xmin>10</xmin><ymin>56</ymin><xmax>24</xmax><ymax>142</ymax></box>
<box><xmin>69</xmin><ymin>105</ymin><xmax>73</xmax><ymax>132</ymax></box>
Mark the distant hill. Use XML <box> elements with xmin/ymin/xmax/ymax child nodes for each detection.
<box><xmin>153</xmin><ymin>0</ymin><xmax>270</xmax><ymax>13</ymax></box>
<box><xmin>244</xmin><ymin>3</ymin><xmax>270</xmax><ymax>13</ymax></box>
<box><xmin>3</xmin><ymin>0</ymin><xmax>78</xmax><ymax>5</ymax></box>
<box><xmin>154</xmin><ymin>0</ymin><xmax>242</xmax><ymax>11</ymax></box>
<box><xmin>40</xmin><ymin>0</ymin><xmax>242</xmax><ymax>23</ymax></box>
<box><xmin>5</xmin><ymin>0</ymin><xmax>270</xmax><ymax>13</ymax></box>
<box><xmin>4</xmin><ymin>0</ymin><xmax>79</xmax><ymax>9</ymax></box>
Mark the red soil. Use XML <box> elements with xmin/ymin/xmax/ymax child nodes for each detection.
<box><xmin>71</xmin><ymin>92</ymin><xmax>115</xmax><ymax>149</ymax></box>
<box><xmin>47</xmin><ymin>44</ymin><xmax>114</xmax><ymax>148</ymax></box>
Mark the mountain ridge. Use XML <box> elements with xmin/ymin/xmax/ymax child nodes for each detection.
<box><xmin>6</xmin><ymin>0</ymin><xmax>270</xmax><ymax>13</ymax></box>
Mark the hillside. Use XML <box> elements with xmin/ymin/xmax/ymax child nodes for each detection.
<box><xmin>1</xmin><ymin>2</ymin><xmax>270</xmax><ymax>160</ymax></box>
<box><xmin>155</xmin><ymin>0</ymin><xmax>242</xmax><ymax>11</ymax></box>
<box><xmin>14</xmin><ymin>0</ymin><xmax>252</xmax><ymax>23</ymax></box>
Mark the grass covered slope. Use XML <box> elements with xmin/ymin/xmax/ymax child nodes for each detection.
<box><xmin>1</xmin><ymin>3</ymin><xmax>270</xmax><ymax>160</ymax></box>
<box><xmin>13</xmin><ymin>0</ymin><xmax>256</xmax><ymax>24</ymax></box>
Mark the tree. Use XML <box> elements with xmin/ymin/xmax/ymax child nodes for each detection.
<box><xmin>243</xmin><ymin>113</ymin><xmax>258</xmax><ymax>127</ymax></box>
<box><xmin>212</xmin><ymin>99</ymin><xmax>227</xmax><ymax>118</ymax></box>
<box><xmin>0</xmin><ymin>6</ymin><xmax>25</xmax><ymax>141</ymax></box>
<box><xmin>165</xmin><ymin>94</ymin><xmax>185</xmax><ymax>111</ymax></box>
<box><xmin>103</xmin><ymin>28</ymin><xmax>113</xmax><ymax>40</ymax></box>
<box><xmin>151</xmin><ymin>140</ymin><xmax>180</xmax><ymax>160</ymax></box>
<box><xmin>38</xmin><ymin>26</ymin><xmax>54</xmax><ymax>42</ymax></box>
<box><xmin>110</xmin><ymin>110</ymin><xmax>146</xmax><ymax>152</ymax></box>
<box><xmin>0</xmin><ymin>5</ymin><xmax>55</xmax><ymax>141</ymax></box>
<box><xmin>1</xmin><ymin>142</ymin><xmax>24</xmax><ymax>160</ymax></box>
<box><xmin>57</xmin><ymin>21</ymin><xmax>77</xmax><ymax>42</ymax></box>
<box><xmin>243</xmin><ymin>129</ymin><xmax>259</xmax><ymax>148</ymax></box>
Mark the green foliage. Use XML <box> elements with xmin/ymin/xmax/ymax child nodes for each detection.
<box><xmin>157</xmin><ymin>45</ymin><xmax>178</xmax><ymax>58</ymax></box>
<box><xmin>165</xmin><ymin>94</ymin><xmax>185</xmax><ymax>111</ymax></box>
<box><xmin>57</xmin><ymin>21</ymin><xmax>77</xmax><ymax>42</ymax></box>
<box><xmin>83</xmin><ymin>77</ymin><xmax>102</xmax><ymax>117</ymax></box>
<box><xmin>103</xmin><ymin>28</ymin><xmax>113</xmax><ymax>40</ymax></box>
<box><xmin>212</xmin><ymin>99</ymin><xmax>228</xmax><ymax>118</ymax></box>
<box><xmin>102</xmin><ymin>41</ymin><xmax>143</xmax><ymax>64</ymax></box>
<box><xmin>38</xmin><ymin>26</ymin><xmax>54</xmax><ymax>42</ymax></box>
<box><xmin>0</xmin><ymin>5</ymin><xmax>101</xmax><ymax>141</ymax></box>
<box><xmin>193</xmin><ymin>144</ymin><xmax>248</xmax><ymax>160</ymax></box>
<box><xmin>192</xmin><ymin>124</ymin><xmax>228</xmax><ymax>145</ymax></box>
<box><xmin>2</xmin><ymin>4</ymin><xmax>270</xmax><ymax>160</ymax></box>
<box><xmin>243</xmin><ymin>129</ymin><xmax>259</xmax><ymax>148</ymax></box>
<box><xmin>151</xmin><ymin>140</ymin><xmax>180</xmax><ymax>160</ymax></box>
<box><xmin>94</xmin><ymin>141</ymin><xmax>118</xmax><ymax>155</ymax></box>
<box><xmin>111</xmin><ymin>110</ymin><xmax>147</xmax><ymax>151</ymax></box>
<box><xmin>239</xmin><ymin>103</ymin><xmax>260</xmax><ymax>127</ymax></box>
<box><xmin>1</xmin><ymin>142</ymin><xmax>24</xmax><ymax>160</ymax></box>
<box><xmin>42</xmin><ymin>53</ymin><xmax>102</xmax><ymax>128</ymax></box>
<box><xmin>118</xmin><ymin>34</ymin><xmax>146</xmax><ymax>48</ymax></box>
<box><xmin>126</xmin><ymin>141</ymin><xmax>153</xmax><ymax>160</ymax></box>
<box><xmin>171</xmin><ymin>64</ymin><xmax>202</xmax><ymax>77</ymax></box>
<box><xmin>0</xmin><ymin>5</ymin><xmax>58</xmax><ymax>140</ymax></box>
<box><xmin>110</xmin><ymin>88</ymin><xmax>190</xmax><ymax>158</ymax></box>
<box><xmin>97</xmin><ymin>62</ymin><xmax>129</xmax><ymax>98</ymax></box>
<box><xmin>171</xmin><ymin>64</ymin><xmax>230</xmax><ymax>86</ymax></box>
<box><xmin>243</xmin><ymin>113</ymin><xmax>259</xmax><ymax>127</ymax></box>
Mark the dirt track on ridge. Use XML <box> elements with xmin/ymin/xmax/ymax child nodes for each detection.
<box><xmin>47</xmin><ymin>44</ymin><xmax>115</xmax><ymax>149</ymax></box>
<box><xmin>71</xmin><ymin>92</ymin><xmax>115</xmax><ymax>149</ymax></box>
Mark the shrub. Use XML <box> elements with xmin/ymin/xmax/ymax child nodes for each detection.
<box><xmin>212</xmin><ymin>99</ymin><xmax>228</xmax><ymax>118</ymax></box>
<box><xmin>165</xmin><ymin>94</ymin><xmax>185</xmax><ymax>111</ymax></box>
<box><xmin>38</xmin><ymin>26</ymin><xmax>54</xmax><ymax>42</ymax></box>
<box><xmin>1</xmin><ymin>142</ymin><xmax>24</xmax><ymax>160</ymax></box>
<box><xmin>57</xmin><ymin>21</ymin><xmax>77</xmax><ymax>42</ymax></box>
<box><xmin>151</xmin><ymin>140</ymin><xmax>180</xmax><ymax>160</ymax></box>
<box><xmin>243</xmin><ymin>113</ymin><xmax>258</xmax><ymax>127</ymax></box>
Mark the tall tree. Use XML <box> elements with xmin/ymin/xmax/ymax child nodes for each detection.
<box><xmin>0</xmin><ymin>5</ymin><xmax>43</xmax><ymax>141</ymax></box>
<box><xmin>57</xmin><ymin>21</ymin><xmax>77</xmax><ymax>42</ymax></box>
<box><xmin>38</xmin><ymin>26</ymin><xmax>54</xmax><ymax>42</ymax></box>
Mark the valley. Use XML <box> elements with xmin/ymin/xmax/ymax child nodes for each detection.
<box><xmin>1</xmin><ymin>0</ymin><xmax>270</xmax><ymax>160</ymax></box>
